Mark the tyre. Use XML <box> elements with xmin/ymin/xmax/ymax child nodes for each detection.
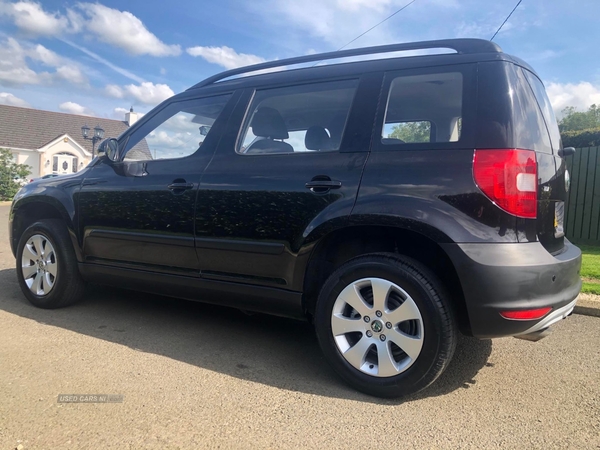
<box><xmin>314</xmin><ymin>253</ymin><xmax>457</xmax><ymax>398</ymax></box>
<box><xmin>16</xmin><ymin>219</ymin><xmax>86</xmax><ymax>309</ymax></box>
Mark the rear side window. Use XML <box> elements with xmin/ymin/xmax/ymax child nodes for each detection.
<box><xmin>523</xmin><ymin>70</ymin><xmax>562</xmax><ymax>152</ymax></box>
<box><xmin>476</xmin><ymin>61</ymin><xmax>551</xmax><ymax>153</ymax></box>
<box><xmin>382</xmin><ymin>72</ymin><xmax>463</xmax><ymax>144</ymax></box>
<box><xmin>238</xmin><ymin>79</ymin><xmax>358</xmax><ymax>154</ymax></box>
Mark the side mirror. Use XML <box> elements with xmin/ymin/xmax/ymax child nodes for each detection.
<box><xmin>199</xmin><ymin>125</ymin><xmax>211</xmax><ymax>136</ymax></box>
<box><xmin>97</xmin><ymin>138</ymin><xmax>120</xmax><ymax>162</ymax></box>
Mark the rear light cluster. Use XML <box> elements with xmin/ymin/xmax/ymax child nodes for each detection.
<box><xmin>473</xmin><ymin>149</ymin><xmax>537</xmax><ymax>218</ymax></box>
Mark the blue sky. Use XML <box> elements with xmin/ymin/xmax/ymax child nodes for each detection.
<box><xmin>1</xmin><ymin>0</ymin><xmax>599</xmax><ymax>121</ymax></box>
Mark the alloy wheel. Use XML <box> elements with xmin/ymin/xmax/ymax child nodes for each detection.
<box><xmin>331</xmin><ymin>277</ymin><xmax>424</xmax><ymax>377</ymax></box>
<box><xmin>21</xmin><ymin>234</ymin><xmax>58</xmax><ymax>296</ymax></box>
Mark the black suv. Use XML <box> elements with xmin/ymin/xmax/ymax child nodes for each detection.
<box><xmin>9</xmin><ymin>39</ymin><xmax>582</xmax><ymax>398</ymax></box>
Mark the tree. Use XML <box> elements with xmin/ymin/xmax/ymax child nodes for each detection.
<box><xmin>0</xmin><ymin>148</ymin><xmax>31</xmax><ymax>201</ymax></box>
<box><xmin>559</xmin><ymin>104</ymin><xmax>600</xmax><ymax>132</ymax></box>
<box><xmin>389</xmin><ymin>121</ymin><xmax>431</xmax><ymax>143</ymax></box>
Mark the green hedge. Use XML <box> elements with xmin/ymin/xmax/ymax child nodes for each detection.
<box><xmin>561</xmin><ymin>127</ymin><xmax>600</xmax><ymax>148</ymax></box>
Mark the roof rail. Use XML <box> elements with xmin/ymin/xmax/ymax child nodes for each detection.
<box><xmin>188</xmin><ymin>38</ymin><xmax>501</xmax><ymax>90</ymax></box>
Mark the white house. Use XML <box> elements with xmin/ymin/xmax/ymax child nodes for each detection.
<box><xmin>0</xmin><ymin>104</ymin><xmax>139</xmax><ymax>179</ymax></box>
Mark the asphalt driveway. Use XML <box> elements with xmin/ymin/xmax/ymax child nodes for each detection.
<box><xmin>1</xmin><ymin>204</ymin><xmax>598</xmax><ymax>449</ymax></box>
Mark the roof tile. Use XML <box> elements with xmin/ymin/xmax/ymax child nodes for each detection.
<box><xmin>0</xmin><ymin>104</ymin><xmax>130</xmax><ymax>153</ymax></box>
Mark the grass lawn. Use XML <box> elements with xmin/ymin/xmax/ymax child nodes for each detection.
<box><xmin>579</xmin><ymin>244</ymin><xmax>600</xmax><ymax>295</ymax></box>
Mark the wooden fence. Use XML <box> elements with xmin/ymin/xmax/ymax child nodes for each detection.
<box><xmin>565</xmin><ymin>146</ymin><xmax>600</xmax><ymax>245</ymax></box>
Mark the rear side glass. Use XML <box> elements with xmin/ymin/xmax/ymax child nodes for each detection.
<box><xmin>238</xmin><ymin>79</ymin><xmax>358</xmax><ymax>154</ymax></box>
<box><xmin>475</xmin><ymin>62</ymin><xmax>551</xmax><ymax>153</ymax></box>
<box><xmin>523</xmin><ymin>70</ymin><xmax>562</xmax><ymax>152</ymax></box>
<box><xmin>382</xmin><ymin>72</ymin><xmax>462</xmax><ymax>144</ymax></box>
<box><xmin>512</xmin><ymin>68</ymin><xmax>552</xmax><ymax>154</ymax></box>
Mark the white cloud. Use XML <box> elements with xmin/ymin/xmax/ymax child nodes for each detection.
<box><xmin>186</xmin><ymin>45</ymin><xmax>266</xmax><ymax>69</ymax></box>
<box><xmin>123</xmin><ymin>82</ymin><xmax>174</xmax><ymax>105</ymax></box>
<box><xmin>0</xmin><ymin>92</ymin><xmax>30</xmax><ymax>107</ymax></box>
<box><xmin>31</xmin><ymin>43</ymin><xmax>62</xmax><ymax>66</ymax></box>
<box><xmin>111</xmin><ymin>107</ymin><xmax>128</xmax><ymax>119</ymax></box>
<box><xmin>55</xmin><ymin>65</ymin><xmax>86</xmax><ymax>84</ymax></box>
<box><xmin>0</xmin><ymin>38</ymin><xmax>87</xmax><ymax>87</ymax></box>
<box><xmin>65</xmin><ymin>7</ymin><xmax>84</xmax><ymax>33</ymax></box>
<box><xmin>5</xmin><ymin>0</ymin><xmax>72</xmax><ymax>36</ymax></box>
<box><xmin>106</xmin><ymin>82</ymin><xmax>174</xmax><ymax>105</ymax></box>
<box><xmin>147</xmin><ymin>129</ymin><xmax>191</xmax><ymax>149</ymax></box>
<box><xmin>546</xmin><ymin>81</ymin><xmax>600</xmax><ymax>117</ymax></box>
<box><xmin>0</xmin><ymin>37</ymin><xmax>49</xmax><ymax>85</ymax></box>
<box><xmin>1</xmin><ymin>1</ymin><xmax>180</xmax><ymax>57</ymax></box>
<box><xmin>59</xmin><ymin>101</ymin><xmax>94</xmax><ymax>116</ymax></box>
<box><xmin>111</xmin><ymin>107</ymin><xmax>145</xmax><ymax>120</ymax></box>
<box><xmin>76</xmin><ymin>3</ymin><xmax>181</xmax><ymax>57</ymax></box>
<box><xmin>105</xmin><ymin>84</ymin><xmax>124</xmax><ymax>98</ymax></box>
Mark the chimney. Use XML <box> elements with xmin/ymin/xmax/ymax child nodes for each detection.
<box><xmin>125</xmin><ymin>106</ymin><xmax>138</xmax><ymax>126</ymax></box>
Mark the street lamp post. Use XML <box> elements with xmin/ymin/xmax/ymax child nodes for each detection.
<box><xmin>81</xmin><ymin>124</ymin><xmax>105</xmax><ymax>157</ymax></box>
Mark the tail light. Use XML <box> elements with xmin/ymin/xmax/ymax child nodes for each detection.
<box><xmin>473</xmin><ymin>149</ymin><xmax>537</xmax><ymax>218</ymax></box>
<box><xmin>500</xmin><ymin>307</ymin><xmax>552</xmax><ymax>320</ymax></box>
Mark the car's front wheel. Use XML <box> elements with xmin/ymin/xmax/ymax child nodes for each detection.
<box><xmin>314</xmin><ymin>253</ymin><xmax>457</xmax><ymax>398</ymax></box>
<box><xmin>16</xmin><ymin>219</ymin><xmax>86</xmax><ymax>309</ymax></box>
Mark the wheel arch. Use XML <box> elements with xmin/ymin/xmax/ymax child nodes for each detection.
<box><xmin>10</xmin><ymin>196</ymin><xmax>80</xmax><ymax>261</ymax></box>
<box><xmin>302</xmin><ymin>224</ymin><xmax>471</xmax><ymax>335</ymax></box>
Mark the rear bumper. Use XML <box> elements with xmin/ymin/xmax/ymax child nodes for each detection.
<box><xmin>442</xmin><ymin>240</ymin><xmax>582</xmax><ymax>338</ymax></box>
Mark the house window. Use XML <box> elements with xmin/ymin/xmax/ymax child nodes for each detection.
<box><xmin>72</xmin><ymin>157</ymin><xmax>78</xmax><ymax>172</ymax></box>
<box><xmin>52</xmin><ymin>156</ymin><xmax>58</xmax><ymax>172</ymax></box>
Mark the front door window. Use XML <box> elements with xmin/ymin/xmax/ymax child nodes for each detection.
<box><xmin>123</xmin><ymin>94</ymin><xmax>232</xmax><ymax>161</ymax></box>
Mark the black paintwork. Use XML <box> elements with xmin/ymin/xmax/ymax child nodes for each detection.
<box><xmin>9</xmin><ymin>39</ymin><xmax>581</xmax><ymax>338</ymax></box>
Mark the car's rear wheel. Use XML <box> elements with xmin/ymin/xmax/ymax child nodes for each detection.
<box><xmin>314</xmin><ymin>253</ymin><xmax>457</xmax><ymax>398</ymax></box>
<box><xmin>16</xmin><ymin>220</ymin><xmax>86</xmax><ymax>309</ymax></box>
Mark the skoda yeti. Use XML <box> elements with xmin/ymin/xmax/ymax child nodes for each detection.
<box><xmin>9</xmin><ymin>39</ymin><xmax>582</xmax><ymax>398</ymax></box>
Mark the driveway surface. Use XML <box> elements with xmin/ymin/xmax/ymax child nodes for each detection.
<box><xmin>0</xmin><ymin>204</ymin><xmax>598</xmax><ymax>449</ymax></box>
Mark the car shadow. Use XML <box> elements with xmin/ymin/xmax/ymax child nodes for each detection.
<box><xmin>0</xmin><ymin>268</ymin><xmax>492</xmax><ymax>404</ymax></box>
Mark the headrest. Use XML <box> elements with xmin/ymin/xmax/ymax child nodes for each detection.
<box><xmin>251</xmin><ymin>107</ymin><xmax>289</xmax><ymax>139</ymax></box>
<box><xmin>305</xmin><ymin>126</ymin><xmax>331</xmax><ymax>150</ymax></box>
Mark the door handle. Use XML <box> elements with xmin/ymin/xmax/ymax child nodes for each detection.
<box><xmin>168</xmin><ymin>182</ymin><xmax>194</xmax><ymax>191</ymax></box>
<box><xmin>305</xmin><ymin>178</ymin><xmax>342</xmax><ymax>193</ymax></box>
